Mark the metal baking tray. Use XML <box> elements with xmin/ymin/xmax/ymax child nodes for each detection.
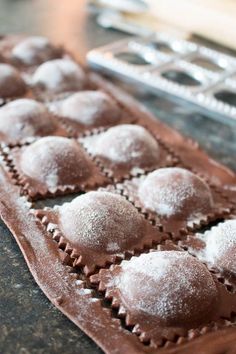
<box><xmin>87</xmin><ymin>33</ymin><xmax>236</xmax><ymax>124</ymax></box>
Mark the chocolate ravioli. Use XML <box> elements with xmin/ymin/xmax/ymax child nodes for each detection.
<box><xmin>119</xmin><ymin>167</ymin><xmax>230</xmax><ymax>236</ymax></box>
<box><xmin>82</xmin><ymin>124</ymin><xmax>172</xmax><ymax>181</ymax></box>
<box><xmin>182</xmin><ymin>219</ymin><xmax>236</xmax><ymax>279</ymax></box>
<box><xmin>0</xmin><ymin>63</ymin><xmax>27</xmax><ymax>98</ymax></box>
<box><xmin>138</xmin><ymin>167</ymin><xmax>213</xmax><ymax>218</ymax></box>
<box><xmin>37</xmin><ymin>191</ymin><xmax>166</xmax><ymax>274</ymax></box>
<box><xmin>91</xmin><ymin>250</ymin><xmax>236</xmax><ymax>345</ymax></box>
<box><xmin>9</xmin><ymin>136</ymin><xmax>109</xmax><ymax>198</ymax></box>
<box><xmin>0</xmin><ymin>99</ymin><xmax>63</xmax><ymax>143</ymax></box>
<box><xmin>32</xmin><ymin>58</ymin><xmax>86</xmax><ymax>95</ymax></box>
<box><xmin>0</xmin><ymin>34</ymin><xmax>236</xmax><ymax>354</ymax></box>
<box><xmin>11</xmin><ymin>36</ymin><xmax>63</xmax><ymax>66</ymax></box>
<box><xmin>54</xmin><ymin>90</ymin><xmax>122</xmax><ymax>130</ymax></box>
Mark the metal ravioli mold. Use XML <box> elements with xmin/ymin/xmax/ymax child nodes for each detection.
<box><xmin>87</xmin><ymin>33</ymin><xmax>236</xmax><ymax>124</ymax></box>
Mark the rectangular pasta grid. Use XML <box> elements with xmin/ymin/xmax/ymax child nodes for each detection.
<box><xmin>0</xmin><ymin>35</ymin><xmax>236</xmax><ymax>354</ymax></box>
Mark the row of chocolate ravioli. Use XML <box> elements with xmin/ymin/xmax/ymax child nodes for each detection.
<box><xmin>1</xmin><ymin>35</ymin><xmax>236</xmax><ymax>351</ymax></box>
<box><xmin>32</xmin><ymin>179</ymin><xmax>236</xmax><ymax>349</ymax></box>
<box><xmin>0</xmin><ymin>35</ymin><xmax>136</xmax><ymax>140</ymax></box>
<box><xmin>33</xmin><ymin>174</ymin><xmax>236</xmax><ymax>348</ymax></box>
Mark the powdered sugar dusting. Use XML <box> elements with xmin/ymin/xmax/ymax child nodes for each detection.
<box><xmin>197</xmin><ymin>220</ymin><xmax>236</xmax><ymax>274</ymax></box>
<box><xmin>59</xmin><ymin>91</ymin><xmax>121</xmax><ymax>126</ymax></box>
<box><xmin>45</xmin><ymin>172</ymin><xmax>59</xmax><ymax>189</ymax></box>
<box><xmin>0</xmin><ymin>63</ymin><xmax>25</xmax><ymax>96</ymax></box>
<box><xmin>77</xmin><ymin>288</ymin><xmax>93</xmax><ymax>295</ymax></box>
<box><xmin>92</xmin><ymin>124</ymin><xmax>160</xmax><ymax>165</ymax></box>
<box><xmin>0</xmin><ymin>63</ymin><xmax>20</xmax><ymax>80</ymax></box>
<box><xmin>0</xmin><ymin>99</ymin><xmax>55</xmax><ymax>140</ymax></box>
<box><xmin>3</xmin><ymin>98</ymin><xmax>47</xmax><ymax>116</ymax></box>
<box><xmin>20</xmin><ymin>136</ymin><xmax>90</xmax><ymax>188</ymax></box>
<box><xmin>138</xmin><ymin>167</ymin><xmax>213</xmax><ymax>218</ymax></box>
<box><xmin>0</xmin><ymin>169</ymin><xmax>67</xmax><ymax>295</ymax></box>
<box><xmin>0</xmin><ymin>63</ymin><xmax>23</xmax><ymax>89</ymax></box>
<box><xmin>117</xmin><ymin>251</ymin><xmax>218</xmax><ymax>324</ymax></box>
<box><xmin>59</xmin><ymin>191</ymin><xmax>146</xmax><ymax>253</ymax></box>
<box><xmin>12</xmin><ymin>36</ymin><xmax>57</xmax><ymax>65</ymax></box>
<box><xmin>32</xmin><ymin>59</ymin><xmax>85</xmax><ymax>93</ymax></box>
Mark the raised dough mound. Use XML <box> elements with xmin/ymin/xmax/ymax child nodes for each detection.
<box><xmin>202</xmin><ymin>220</ymin><xmax>236</xmax><ymax>275</ymax></box>
<box><xmin>20</xmin><ymin>137</ymin><xmax>91</xmax><ymax>188</ymax></box>
<box><xmin>12</xmin><ymin>36</ymin><xmax>61</xmax><ymax>65</ymax></box>
<box><xmin>93</xmin><ymin>124</ymin><xmax>160</xmax><ymax>167</ymax></box>
<box><xmin>59</xmin><ymin>91</ymin><xmax>121</xmax><ymax>127</ymax></box>
<box><xmin>118</xmin><ymin>251</ymin><xmax>218</xmax><ymax>326</ymax></box>
<box><xmin>138</xmin><ymin>167</ymin><xmax>213</xmax><ymax>219</ymax></box>
<box><xmin>59</xmin><ymin>191</ymin><xmax>146</xmax><ymax>253</ymax></box>
<box><xmin>0</xmin><ymin>63</ymin><xmax>26</xmax><ymax>98</ymax></box>
<box><xmin>32</xmin><ymin>59</ymin><xmax>85</xmax><ymax>93</ymax></box>
<box><xmin>0</xmin><ymin>99</ymin><xmax>56</xmax><ymax>141</ymax></box>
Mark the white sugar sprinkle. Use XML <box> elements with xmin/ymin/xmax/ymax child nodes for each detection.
<box><xmin>0</xmin><ymin>63</ymin><xmax>23</xmax><ymax>88</ymax></box>
<box><xmin>117</xmin><ymin>251</ymin><xmax>217</xmax><ymax>322</ymax></box>
<box><xmin>0</xmin><ymin>99</ymin><xmax>55</xmax><ymax>140</ymax></box>
<box><xmin>32</xmin><ymin>59</ymin><xmax>85</xmax><ymax>92</ymax></box>
<box><xmin>0</xmin><ymin>63</ymin><xmax>19</xmax><ymax>80</ymax></box>
<box><xmin>77</xmin><ymin>288</ymin><xmax>93</xmax><ymax>295</ymax></box>
<box><xmin>138</xmin><ymin>167</ymin><xmax>213</xmax><ymax>218</ymax></box>
<box><xmin>12</xmin><ymin>36</ymin><xmax>56</xmax><ymax>65</ymax></box>
<box><xmin>59</xmin><ymin>191</ymin><xmax>146</xmax><ymax>253</ymax></box>
<box><xmin>20</xmin><ymin>136</ymin><xmax>87</xmax><ymax>188</ymax></box>
<box><xmin>92</xmin><ymin>124</ymin><xmax>159</xmax><ymax>164</ymax></box>
<box><xmin>59</xmin><ymin>91</ymin><xmax>121</xmax><ymax>126</ymax></box>
<box><xmin>197</xmin><ymin>220</ymin><xmax>236</xmax><ymax>273</ymax></box>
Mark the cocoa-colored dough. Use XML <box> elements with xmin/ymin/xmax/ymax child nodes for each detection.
<box><xmin>0</xmin><ymin>99</ymin><xmax>57</xmax><ymax>142</ymax></box>
<box><xmin>138</xmin><ymin>167</ymin><xmax>214</xmax><ymax>219</ymax></box>
<box><xmin>20</xmin><ymin>137</ymin><xmax>91</xmax><ymax>187</ymax></box>
<box><xmin>58</xmin><ymin>91</ymin><xmax>121</xmax><ymax>127</ymax></box>
<box><xmin>0</xmin><ymin>63</ymin><xmax>27</xmax><ymax>98</ymax></box>
<box><xmin>12</xmin><ymin>36</ymin><xmax>62</xmax><ymax>65</ymax></box>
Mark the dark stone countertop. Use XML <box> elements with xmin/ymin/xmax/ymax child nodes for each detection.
<box><xmin>0</xmin><ymin>1</ymin><xmax>235</xmax><ymax>354</ymax></box>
